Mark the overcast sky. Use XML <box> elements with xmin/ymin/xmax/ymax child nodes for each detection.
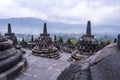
<box><xmin>0</xmin><ymin>0</ymin><xmax>120</xmax><ymax>25</ymax></box>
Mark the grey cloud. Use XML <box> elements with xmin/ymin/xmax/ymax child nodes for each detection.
<box><xmin>0</xmin><ymin>0</ymin><xmax>120</xmax><ymax>25</ymax></box>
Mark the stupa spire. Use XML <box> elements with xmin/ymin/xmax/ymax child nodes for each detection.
<box><xmin>86</xmin><ymin>21</ymin><xmax>91</xmax><ymax>36</ymax></box>
<box><xmin>8</xmin><ymin>23</ymin><xmax>12</xmax><ymax>33</ymax></box>
<box><xmin>31</xmin><ymin>35</ymin><xmax>34</xmax><ymax>42</ymax></box>
<box><xmin>54</xmin><ymin>35</ymin><xmax>57</xmax><ymax>41</ymax></box>
<box><xmin>40</xmin><ymin>22</ymin><xmax>50</xmax><ymax>36</ymax></box>
<box><xmin>43</xmin><ymin>23</ymin><xmax>47</xmax><ymax>34</ymax></box>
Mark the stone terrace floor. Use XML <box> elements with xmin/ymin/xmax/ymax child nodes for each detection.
<box><xmin>15</xmin><ymin>50</ymin><xmax>71</xmax><ymax>80</ymax></box>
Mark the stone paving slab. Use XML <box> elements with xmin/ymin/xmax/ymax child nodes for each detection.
<box><xmin>15</xmin><ymin>50</ymin><xmax>71</xmax><ymax>80</ymax></box>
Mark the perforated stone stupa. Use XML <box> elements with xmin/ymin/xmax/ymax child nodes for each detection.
<box><xmin>32</xmin><ymin>23</ymin><xmax>60</xmax><ymax>59</ymax></box>
<box><xmin>69</xmin><ymin>21</ymin><xmax>98</xmax><ymax>61</ymax></box>
<box><xmin>5</xmin><ymin>23</ymin><xmax>18</xmax><ymax>45</ymax></box>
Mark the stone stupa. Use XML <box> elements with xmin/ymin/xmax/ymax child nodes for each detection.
<box><xmin>28</xmin><ymin>35</ymin><xmax>36</xmax><ymax>50</ymax></box>
<box><xmin>20</xmin><ymin>38</ymin><xmax>28</xmax><ymax>48</ymax></box>
<box><xmin>53</xmin><ymin>35</ymin><xmax>59</xmax><ymax>49</ymax></box>
<box><xmin>5</xmin><ymin>23</ymin><xmax>18</xmax><ymax>45</ymax></box>
<box><xmin>63</xmin><ymin>38</ymin><xmax>76</xmax><ymax>53</ymax></box>
<box><xmin>32</xmin><ymin>23</ymin><xmax>60</xmax><ymax>59</ymax></box>
<box><xmin>53</xmin><ymin>36</ymin><xmax>65</xmax><ymax>52</ymax></box>
<box><xmin>0</xmin><ymin>34</ymin><xmax>27</xmax><ymax>80</ymax></box>
<box><xmin>79</xmin><ymin>21</ymin><xmax>98</xmax><ymax>55</ymax></box>
<box><xmin>57</xmin><ymin>34</ymin><xmax>120</xmax><ymax>80</ymax></box>
<box><xmin>69</xmin><ymin>21</ymin><xmax>98</xmax><ymax>62</ymax></box>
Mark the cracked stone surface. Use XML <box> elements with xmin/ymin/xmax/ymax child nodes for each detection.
<box><xmin>15</xmin><ymin>50</ymin><xmax>71</xmax><ymax>80</ymax></box>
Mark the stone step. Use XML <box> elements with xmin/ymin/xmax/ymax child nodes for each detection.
<box><xmin>0</xmin><ymin>58</ymin><xmax>27</xmax><ymax>80</ymax></box>
<box><xmin>0</xmin><ymin>52</ymin><xmax>22</xmax><ymax>73</ymax></box>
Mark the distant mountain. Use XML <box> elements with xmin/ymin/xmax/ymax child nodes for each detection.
<box><xmin>0</xmin><ymin>17</ymin><xmax>120</xmax><ymax>35</ymax></box>
<box><xmin>0</xmin><ymin>17</ymin><xmax>85</xmax><ymax>34</ymax></box>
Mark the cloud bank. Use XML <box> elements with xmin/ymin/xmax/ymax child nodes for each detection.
<box><xmin>0</xmin><ymin>0</ymin><xmax>120</xmax><ymax>25</ymax></box>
